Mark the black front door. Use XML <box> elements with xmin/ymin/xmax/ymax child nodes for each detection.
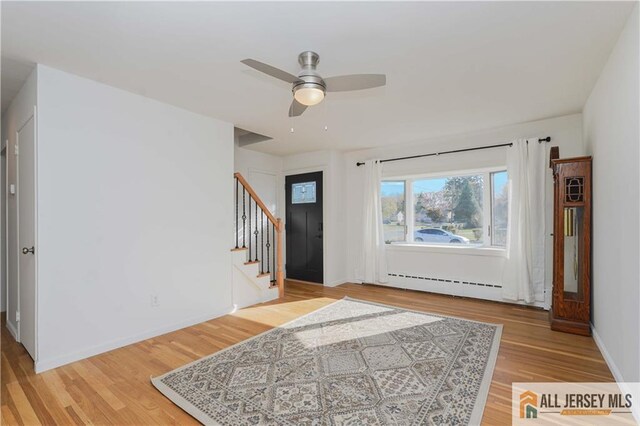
<box><xmin>285</xmin><ymin>172</ymin><xmax>323</xmax><ymax>284</ymax></box>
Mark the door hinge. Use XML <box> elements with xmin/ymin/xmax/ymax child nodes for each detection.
<box><xmin>16</xmin><ymin>311</ymin><xmax>20</xmax><ymax>322</ymax></box>
<box><xmin>14</xmin><ymin>144</ymin><xmax>18</xmax><ymax>156</ymax></box>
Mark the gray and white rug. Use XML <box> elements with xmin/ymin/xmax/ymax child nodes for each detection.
<box><xmin>152</xmin><ymin>297</ymin><xmax>502</xmax><ymax>425</ymax></box>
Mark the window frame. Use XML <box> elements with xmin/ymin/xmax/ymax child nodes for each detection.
<box><xmin>489</xmin><ymin>170</ymin><xmax>509</xmax><ymax>247</ymax></box>
<box><xmin>382</xmin><ymin>166</ymin><xmax>508</xmax><ymax>252</ymax></box>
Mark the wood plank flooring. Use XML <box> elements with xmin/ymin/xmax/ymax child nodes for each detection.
<box><xmin>1</xmin><ymin>281</ymin><xmax>613</xmax><ymax>425</ymax></box>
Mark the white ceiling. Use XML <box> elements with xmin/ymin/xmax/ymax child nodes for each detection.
<box><xmin>1</xmin><ymin>1</ymin><xmax>634</xmax><ymax>156</ymax></box>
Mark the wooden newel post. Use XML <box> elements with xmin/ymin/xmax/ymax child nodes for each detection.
<box><xmin>276</xmin><ymin>218</ymin><xmax>284</xmax><ymax>298</ymax></box>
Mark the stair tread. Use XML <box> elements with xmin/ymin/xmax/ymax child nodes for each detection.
<box><xmin>231</xmin><ymin>247</ymin><xmax>248</xmax><ymax>252</ymax></box>
<box><xmin>257</xmin><ymin>272</ymin><xmax>271</xmax><ymax>278</ymax></box>
<box><xmin>245</xmin><ymin>260</ymin><xmax>259</xmax><ymax>265</ymax></box>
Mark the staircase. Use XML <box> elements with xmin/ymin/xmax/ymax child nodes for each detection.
<box><xmin>231</xmin><ymin>172</ymin><xmax>284</xmax><ymax>308</ymax></box>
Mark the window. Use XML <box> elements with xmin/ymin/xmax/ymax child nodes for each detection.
<box><xmin>381</xmin><ymin>181</ymin><xmax>406</xmax><ymax>243</ymax></box>
<box><xmin>414</xmin><ymin>175</ymin><xmax>484</xmax><ymax>245</ymax></box>
<box><xmin>382</xmin><ymin>169</ymin><xmax>508</xmax><ymax>248</ymax></box>
<box><xmin>292</xmin><ymin>182</ymin><xmax>316</xmax><ymax>204</ymax></box>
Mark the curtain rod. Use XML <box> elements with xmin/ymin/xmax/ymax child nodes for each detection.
<box><xmin>355</xmin><ymin>136</ymin><xmax>551</xmax><ymax>167</ymax></box>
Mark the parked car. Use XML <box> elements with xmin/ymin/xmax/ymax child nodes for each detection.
<box><xmin>414</xmin><ymin>228</ymin><xmax>469</xmax><ymax>244</ymax></box>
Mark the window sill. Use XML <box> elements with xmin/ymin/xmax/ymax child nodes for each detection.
<box><xmin>386</xmin><ymin>243</ymin><xmax>507</xmax><ymax>257</ymax></box>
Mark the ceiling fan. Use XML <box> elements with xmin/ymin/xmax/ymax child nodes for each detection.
<box><xmin>241</xmin><ymin>51</ymin><xmax>386</xmax><ymax>117</ymax></box>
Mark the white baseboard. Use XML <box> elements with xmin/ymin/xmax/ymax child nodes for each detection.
<box><xmin>591</xmin><ymin>324</ymin><xmax>640</xmax><ymax>423</ymax></box>
<box><xmin>34</xmin><ymin>306</ymin><xmax>233</xmax><ymax>373</ymax></box>
<box><xmin>592</xmin><ymin>324</ymin><xmax>625</xmax><ymax>381</ymax></box>
<box><xmin>6</xmin><ymin>320</ymin><xmax>18</xmax><ymax>342</ymax></box>
<box><xmin>325</xmin><ymin>278</ymin><xmax>348</xmax><ymax>287</ymax></box>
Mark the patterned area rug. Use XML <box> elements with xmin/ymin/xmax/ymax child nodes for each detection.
<box><xmin>152</xmin><ymin>297</ymin><xmax>502</xmax><ymax>425</ymax></box>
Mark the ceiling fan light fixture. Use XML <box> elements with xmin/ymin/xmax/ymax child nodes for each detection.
<box><xmin>293</xmin><ymin>83</ymin><xmax>325</xmax><ymax>106</ymax></box>
<box><xmin>241</xmin><ymin>52</ymin><xmax>386</xmax><ymax>117</ymax></box>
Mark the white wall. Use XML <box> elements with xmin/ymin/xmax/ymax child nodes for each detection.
<box><xmin>344</xmin><ymin>113</ymin><xmax>584</xmax><ymax>306</ymax></box>
<box><xmin>34</xmin><ymin>66</ymin><xmax>234</xmax><ymax>372</ymax></box>
<box><xmin>235</xmin><ymin>145</ymin><xmax>282</xmax><ymax>183</ymax></box>
<box><xmin>583</xmin><ymin>5</ymin><xmax>639</xmax><ymax>384</ymax></box>
<box><xmin>1</xmin><ymin>67</ymin><xmax>37</xmax><ymax>339</ymax></box>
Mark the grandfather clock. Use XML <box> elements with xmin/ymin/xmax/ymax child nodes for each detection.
<box><xmin>549</xmin><ymin>150</ymin><xmax>592</xmax><ymax>336</ymax></box>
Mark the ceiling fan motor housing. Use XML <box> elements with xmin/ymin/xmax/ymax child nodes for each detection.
<box><xmin>293</xmin><ymin>51</ymin><xmax>326</xmax><ymax>97</ymax></box>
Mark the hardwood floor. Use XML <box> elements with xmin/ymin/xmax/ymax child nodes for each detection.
<box><xmin>1</xmin><ymin>281</ymin><xmax>613</xmax><ymax>425</ymax></box>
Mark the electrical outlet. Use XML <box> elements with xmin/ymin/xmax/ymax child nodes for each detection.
<box><xmin>151</xmin><ymin>295</ymin><xmax>159</xmax><ymax>307</ymax></box>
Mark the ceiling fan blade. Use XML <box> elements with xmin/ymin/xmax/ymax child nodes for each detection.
<box><xmin>324</xmin><ymin>74</ymin><xmax>386</xmax><ymax>92</ymax></box>
<box><xmin>241</xmin><ymin>59</ymin><xmax>300</xmax><ymax>84</ymax></box>
<box><xmin>289</xmin><ymin>99</ymin><xmax>307</xmax><ymax>117</ymax></box>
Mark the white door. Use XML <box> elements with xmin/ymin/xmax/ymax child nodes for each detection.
<box><xmin>17</xmin><ymin>116</ymin><xmax>36</xmax><ymax>360</ymax></box>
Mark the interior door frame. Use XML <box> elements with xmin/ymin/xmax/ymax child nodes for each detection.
<box><xmin>15</xmin><ymin>106</ymin><xmax>38</xmax><ymax>361</ymax></box>
<box><xmin>2</xmin><ymin>141</ymin><xmax>7</xmax><ymax>323</ymax></box>
<box><xmin>283</xmin><ymin>166</ymin><xmax>327</xmax><ymax>285</ymax></box>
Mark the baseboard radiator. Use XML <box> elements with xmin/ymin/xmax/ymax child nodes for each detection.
<box><xmin>375</xmin><ymin>272</ymin><xmax>504</xmax><ymax>302</ymax></box>
<box><xmin>388</xmin><ymin>273</ymin><xmax>502</xmax><ymax>289</ymax></box>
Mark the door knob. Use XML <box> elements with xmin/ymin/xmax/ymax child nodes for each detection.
<box><xmin>22</xmin><ymin>246</ymin><xmax>34</xmax><ymax>255</ymax></box>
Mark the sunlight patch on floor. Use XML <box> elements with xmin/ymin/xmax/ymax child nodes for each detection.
<box><xmin>230</xmin><ymin>297</ymin><xmax>338</xmax><ymax>327</ymax></box>
<box><xmin>230</xmin><ymin>297</ymin><xmax>443</xmax><ymax>348</ymax></box>
<box><xmin>292</xmin><ymin>311</ymin><xmax>442</xmax><ymax>348</ymax></box>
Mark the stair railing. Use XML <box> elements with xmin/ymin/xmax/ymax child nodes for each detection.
<box><xmin>234</xmin><ymin>172</ymin><xmax>284</xmax><ymax>297</ymax></box>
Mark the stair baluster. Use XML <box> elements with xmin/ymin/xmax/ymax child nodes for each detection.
<box><xmin>235</xmin><ymin>177</ymin><xmax>239</xmax><ymax>249</ymax></box>
<box><xmin>242</xmin><ymin>187</ymin><xmax>246</xmax><ymax>248</ymax></box>
<box><xmin>272</xmin><ymin>222</ymin><xmax>276</xmax><ymax>284</ymax></box>
<box><xmin>254</xmin><ymin>199</ymin><xmax>258</xmax><ymax>262</ymax></box>
<box><xmin>266</xmin><ymin>219</ymin><xmax>270</xmax><ymax>275</ymax></box>
<box><xmin>260</xmin><ymin>211</ymin><xmax>264</xmax><ymax>274</ymax></box>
